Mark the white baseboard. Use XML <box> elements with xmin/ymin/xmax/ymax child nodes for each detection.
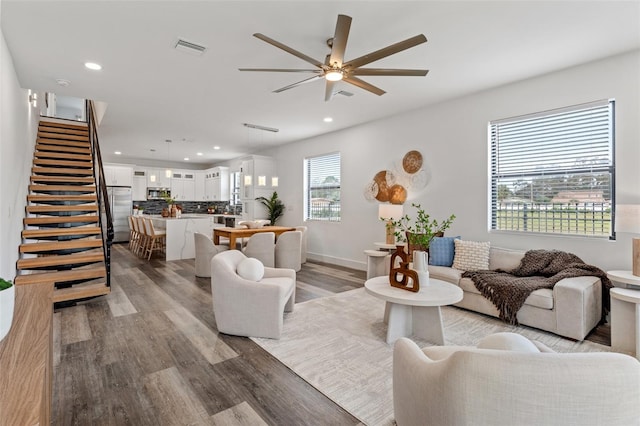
<box><xmin>307</xmin><ymin>252</ymin><xmax>366</xmax><ymax>271</ymax></box>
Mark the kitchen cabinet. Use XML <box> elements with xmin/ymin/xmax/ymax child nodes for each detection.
<box><xmin>170</xmin><ymin>170</ymin><xmax>196</xmax><ymax>201</ymax></box>
<box><xmin>239</xmin><ymin>156</ymin><xmax>276</xmax><ymax>220</ymax></box>
<box><xmin>146</xmin><ymin>168</ymin><xmax>171</xmax><ymax>188</ymax></box>
<box><xmin>194</xmin><ymin>171</ymin><xmax>206</xmax><ymax>202</ymax></box>
<box><xmin>103</xmin><ymin>164</ymin><xmax>133</xmax><ymax>186</ymax></box>
<box><xmin>204</xmin><ymin>167</ymin><xmax>230</xmax><ymax>201</ymax></box>
<box><xmin>132</xmin><ymin>169</ymin><xmax>147</xmax><ymax>201</ymax></box>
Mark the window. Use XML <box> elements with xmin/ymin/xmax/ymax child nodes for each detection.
<box><xmin>305</xmin><ymin>152</ymin><xmax>341</xmax><ymax>221</ymax></box>
<box><xmin>490</xmin><ymin>99</ymin><xmax>615</xmax><ymax>237</ymax></box>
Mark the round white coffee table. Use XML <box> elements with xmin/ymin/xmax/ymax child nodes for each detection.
<box><xmin>364</xmin><ymin>276</ymin><xmax>463</xmax><ymax>345</ymax></box>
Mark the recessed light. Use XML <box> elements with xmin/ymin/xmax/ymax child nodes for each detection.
<box><xmin>196</xmin><ymin>152</ymin><xmax>203</xmax><ymax>156</ymax></box>
<box><xmin>84</xmin><ymin>62</ymin><xmax>102</xmax><ymax>70</ymax></box>
<box><xmin>114</xmin><ymin>151</ymin><xmax>121</xmax><ymax>155</ymax></box>
<box><xmin>213</xmin><ymin>146</ymin><xmax>221</xmax><ymax>150</ymax></box>
<box><xmin>324</xmin><ymin>117</ymin><xmax>333</xmax><ymax>123</ymax></box>
<box><xmin>184</xmin><ymin>157</ymin><xmax>189</xmax><ymax>161</ymax></box>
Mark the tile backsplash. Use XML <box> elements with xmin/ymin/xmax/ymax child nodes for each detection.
<box><xmin>133</xmin><ymin>200</ymin><xmax>241</xmax><ymax>215</ymax></box>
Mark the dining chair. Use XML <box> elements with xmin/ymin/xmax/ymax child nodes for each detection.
<box><xmin>295</xmin><ymin>226</ymin><xmax>308</xmax><ymax>264</ymax></box>
<box><xmin>275</xmin><ymin>230</ymin><xmax>302</xmax><ymax>271</ymax></box>
<box><xmin>243</xmin><ymin>232</ymin><xmax>275</xmax><ymax>267</ymax></box>
<box><xmin>194</xmin><ymin>232</ymin><xmax>228</xmax><ymax>277</ymax></box>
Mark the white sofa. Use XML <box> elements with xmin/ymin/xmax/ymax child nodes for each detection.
<box><xmin>393</xmin><ymin>334</ymin><xmax>640</xmax><ymax>426</ymax></box>
<box><xmin>429</xmin><ymin>247</ymin><xmax>602</xmax><ymax>341</ymax></box>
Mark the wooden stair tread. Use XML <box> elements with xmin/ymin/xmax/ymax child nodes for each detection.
<box><xmin>33</xmin><ymin>158</ymin><xmax>93</xmax><ymax>168</ymax></box>
<box><xmin>31</xmin><ymin>175</ymin><xmax>95</xmax><ymax>184</ymax></box>
<box><xmin>53</xmin><ymin>282</ymin><xmax>110</xmax><ymax>303</ymax></box>
<box><xmin>18</xmin><ymin>252</ymin><xmax>104</xmax><ymax>269</ymax></box>
<box><xmin>37</xmin><ymin>138</ymin><xmax>89</xmax><ymax>148</ymax></box>
<box><xmin>37</xmin><ymin>132</ymin><xmax>88</xmax><ymax>142</ymax></box>
<box><xmin>39</xmin><ymin>120</ymin><xmax>88</xmax><ymax>131</ymax></box>
<box><xmin>24</xmin><ymin>215</ymin><xmax>99</xmax><ymax>225</ymax></box>
<box><xmin>14</xmin><ymin>267</ymin><xmax>106</xmax><ymax>286</ymax></box>
<box><xmin>27</xmin><ymin>194</ymin><xmax>97</xmax><ymax>202</ymax></box>
<box><xmin>27</xmin><ymin>205</ymin><xmax>98</xmax><ymax>213</ymax></box>
<box><xmin>38</xmin><ymin>126</ymin><xmax>88</xmax><ymax>136</ymax></box>
<box><xmin>33</xmin><ymin>151</ymin><xmax>92</xmax><ymax>161</ymax></box>
<box><xmin>22</xmin><ymin>226</ymin><xmax>101</xmax><ymax>239</ymax></box>
<box><xmin>20</xmin><ymin>238</ymin><xmax>102</xmax><ymax>253</ymax></box>
<box><xmin>29</xmin><ymin>184</ymin><xmax>96</xmax><ymax>193</ymax></box>
<box><xmin>32</xmin><ymin>167</ymin><xmax>94</xmax><ymax>176</ymax></box>
<box><xmin>36</xmin><ymin>144</ymin><xmax>90</xmax><ymax>154</ymax></box>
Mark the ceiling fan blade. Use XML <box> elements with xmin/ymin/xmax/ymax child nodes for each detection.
<box><xmin>324</xmin><ymin>80</ymin><xmax>337</xmax><ymax>102</ymax></box>
<box><xmin>350</xmin><ymin>68</ymin><xmax>429</xmax><ymax>77</ymax></box>
<box><xmin>239</xmin><ymin>68</ymin><xmax>322</xmax><ymax>73</ymax></box>
<box><xmin>253</xmin><ymin>33</ymin><xmax>326</xmax><ymax>69</ymax></box>
<box><xmin>343</xmin><ymin>76</ymin><xmax>386</xmax><ymax>96</ymax></box>
<box><xmin>273</xmin><ymin>75</ymin><xmax>324</xmax><ymax>93</ymax></box>
<box><xmin>344</xmin><ymin>34</ymin><xmax>427</xmax><ymax>69</ymax></box>
<box><xmin>328</xmin><ymin>14</ymin><xmax>352</xmax><ymax>67</ymax></box>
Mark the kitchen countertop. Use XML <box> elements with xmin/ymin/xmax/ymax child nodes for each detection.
<box><xmin>146</xmin><ymin>214</ymin><xmax>241</xmax><ymax>220</ymax></box>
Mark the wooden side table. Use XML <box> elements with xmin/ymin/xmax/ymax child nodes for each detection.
<box><xmin>610</xmin><ymin>287</ymin><xmax>640</xmax><ymax>360</ymax></box>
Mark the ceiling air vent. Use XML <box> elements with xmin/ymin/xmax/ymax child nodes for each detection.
<box><xmin>174</xmin><ymin>38</ymin><xmax>207</xmax><ymax>56</ymax></box>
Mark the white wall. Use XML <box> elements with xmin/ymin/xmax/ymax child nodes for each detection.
<box><xmin>0</xmin><ymin>23</ymin><xmax>38</xmax><ymax>280</ymax></box>
<box><xmin>264</xmin><ymin>50</ymin><xmax>640</xmax><ymax>272</ymax></box>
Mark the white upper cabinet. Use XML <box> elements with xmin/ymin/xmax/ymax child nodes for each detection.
<box><xmin>103</xmin><ymin>164</ymin><xmax>133</xmax><ymax>187</ymax></box>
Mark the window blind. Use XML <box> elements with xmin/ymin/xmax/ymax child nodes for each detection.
<box><xmin>305</xmin><ymin>152</ymin><xmax>341</xmax><ymax>221</ymax></box>
<box><xmin>490</xmin><ymin>99</ymin><xmax>615</xmax><ymax>237</ymax></box>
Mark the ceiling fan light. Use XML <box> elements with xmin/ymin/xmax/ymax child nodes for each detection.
<box><xmin>325</xmin><ymin>70</ymin><xmax>343</xmax><ymax>82</ymax></box>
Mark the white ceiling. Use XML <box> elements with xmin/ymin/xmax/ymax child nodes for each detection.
<box><xmin>2</xmin><ymin>1</ymin><xmax>639</xmax><ymax>167</ymax></box>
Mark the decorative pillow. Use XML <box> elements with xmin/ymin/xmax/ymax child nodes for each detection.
<box><xmin>452</xmin><ymin>240</ymin><xmax>490</xmax><ymax>271</ymax></box>
<box><xmin>429</xmin><ymin>236</ymin><xmax>461</xmax><ymax>266</ymax></box>
<box><xmin>477</xmin><ymin>332</ymin><xmax>540</xmax><ymax>353</ymax></box>
<box><xmin>236</xmin><ymin>257</ymin><xmax>265</xmax><ymax>281</ymax></box>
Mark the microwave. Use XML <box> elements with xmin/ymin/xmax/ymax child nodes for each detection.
<box><xmin>147</xmin><ymin>188</ymin><xmax>170</xmax><ymax>200</ymax></box>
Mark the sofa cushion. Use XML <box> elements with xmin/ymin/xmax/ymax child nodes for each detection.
<box><xmin>236</xmin><ymin>257</ymin><xmax>265</xmax><ymax>281</ymax></box>
<box><xmin>459</xmin><ymin>277</ymin><xmax>554</xmax><ymax>310</ymax></box>
<box><xmin>428</xmin><ymin>265</ymin><xmax>463</xmax><ymax>284</ymax></box>
<box><xmin>452</xmin><ymin>240</ymin><xmax>490</xmax><ymax>271</ymax></box>
<box><xmin>489</xmin><ymin>247</ymin><xmax>525</xmax><ymax>271</ymax></box>
<box><xmin>429</xmin><ymin>236</ymin><xmax>461</xmax><ymax>266</ymax></box>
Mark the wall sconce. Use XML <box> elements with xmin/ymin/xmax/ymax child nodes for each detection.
<box><xmin>244</xmin><ymin>175</ymin><xmax>252</xmax><ymax>186</ymax></box>
<box><xmin>258</xmin><ymin>176</ymin><xmax>266</xmax><ymax>186</ymax></box>
<box><xmin>271</xmin><ymin>177</ymin><xmax>279</xmax><ymax>187</ymax></box>
<box><xmin>379</xmin><ymin>204</ymin><xmax>404</xmax><ymax>245</ymax></box>
<box><xmin>28</xmin><ymin>92</ymin><xmax>38</xmax><ymax>108</ymax></box>
<box><xmin>165</xmin><ymin>169</ymin><xmax>172</xmax><ymax>178</ymax></box>
<box><xmin>150</xmin><ymin>174</ymin><xmax>157</xmax><ymax>183</ymax></box>
<box><xmin>616</xmin><ymin>204</ymin><xmax>640</xmax><ymax>276</ymax></box>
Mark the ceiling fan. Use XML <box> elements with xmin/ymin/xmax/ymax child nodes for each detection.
<box><xmin>239</xmin><ymin>14</ymin><xmax>428</xmax><ymax>101</ymax></box>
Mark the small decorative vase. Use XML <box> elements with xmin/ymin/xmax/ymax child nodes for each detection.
<box><xmin>0</xmin><ymin>285</ymin><xmax>15</xmax><ymax>343</ymax></box>
<box><xmin>170</xmin><ymin>205</ymin><xmax>177</xmax><ymax>217</ymax></box>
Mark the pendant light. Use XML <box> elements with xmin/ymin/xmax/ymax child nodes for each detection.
<box><xmin>165</xmin><ymin>140</ymin><xmax>172</xmax><ymax>178</ymax></box>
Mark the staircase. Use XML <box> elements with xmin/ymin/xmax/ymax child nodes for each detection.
<box><xmin>14</xmin><ymin>119</ymin><xmax>111</xmax><ymax>303</ymax></box>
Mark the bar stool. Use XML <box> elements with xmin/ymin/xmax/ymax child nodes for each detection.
<box><xmin>134</xmin><ymin>216</ymin><xmax>149</xmax><ymax>258</ymax></box>
<box><xmin>142</xmin><ymin>217</ymin><xmax>166</xmax><ymax>260</ymax></box>
<box><xmin>128</xmin><ymin>216</ymin><xmax>140</xmax><ymax>253</ymax></box>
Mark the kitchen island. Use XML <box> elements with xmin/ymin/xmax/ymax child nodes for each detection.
<box><xmin>149</xmin><ymin>214</ymin><xmax>241</xmax><ymax>261</ymax></box>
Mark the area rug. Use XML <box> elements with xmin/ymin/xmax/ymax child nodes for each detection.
<box><xmin>251</xmin><ymin>287</ymin><xmax>610</xmax><ymax>426</ymax></box>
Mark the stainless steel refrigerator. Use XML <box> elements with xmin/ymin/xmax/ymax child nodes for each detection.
<box><xmin>107</xmin><ymin>186</ymin><xmax>132</xmax><ymax>243</ymax></box>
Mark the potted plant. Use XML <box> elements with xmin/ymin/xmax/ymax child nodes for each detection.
<box><xmin>137</xmin><ymin>206</ymin><xmax>144</xmax><ymax>215</ymax></box>
<box><xmin>255</xmin><ymin>191</ymin><xmax>285</xmax><ymax>225</ymax></box>
<box><xmin>0</xmin><ymin>278</ymin><xmax>15</xmax><ymax>343</ymax></box>
<box><xmin>387</xmin><ymin>203</ymin><xmax>456</xmax><ymax>254</ymax></box>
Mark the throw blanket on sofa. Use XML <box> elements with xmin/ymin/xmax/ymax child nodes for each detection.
<box><xmin>462</xmin><ymin>250</ymin><xmax>613</xmax><ymax>325</ymax></box>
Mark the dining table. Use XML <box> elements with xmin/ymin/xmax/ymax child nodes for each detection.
<box><xmin>213</xmin><ymin>225</ymin><xmax>296</xmax><ymax>249</ymax></box>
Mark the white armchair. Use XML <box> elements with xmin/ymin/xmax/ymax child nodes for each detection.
<box><xmin>194</xmin><ymin>232</ymin><xmax>228</xmax><ymax>277</ymax></box>
<box><xmin>243</xmin><ymin>232</ymin><xmax>275</xmax><ymax>267</ymax></box>
<box><xmin>211</xmin><ymin>250</ymin><xmax>295</xmax><ymax>339</ymax></box>
<box><xmin>275</xmin><ymin>230</ymin><xmax>302</xmax><ymax>272</ymax></box>
<box><xmin>393</xmin><ymin>334</ymin><xmax>640</xmax><ymax>426</ymax></box>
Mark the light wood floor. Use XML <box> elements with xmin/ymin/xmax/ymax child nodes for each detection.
<box><xmin>52</xmin><ymin>243</ymin><xmax>610</xmax><ymax>425</ymax></box>
<box><xmin>52</xmin><ymin>243</ymin><xmax>365</xmax><ymax>425</ymax></box>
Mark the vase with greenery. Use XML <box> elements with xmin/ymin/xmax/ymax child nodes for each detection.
<box><xmin>0</xmin><ymin>278</ymin><xmax>15</xmax><ymax>342</ymax></box>
<box><xmin>386</xmin><ymin>203</ymin><xmax>456</xmax><ymax>254</ymax></box>
<box><xmin>256</xmin><ymin>191</ymin><xmax>285</xmax><ymax>226</ymax></box>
